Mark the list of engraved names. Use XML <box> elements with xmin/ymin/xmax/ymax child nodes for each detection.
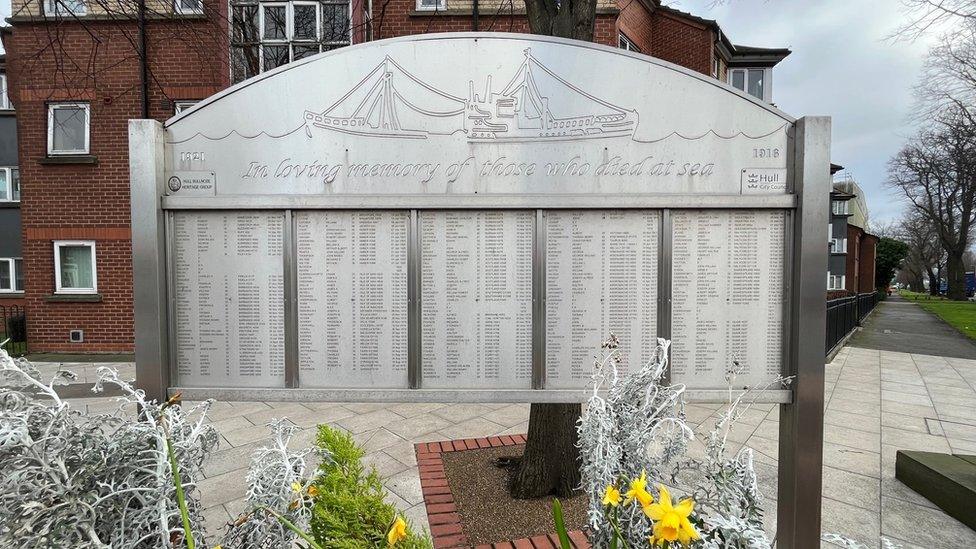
<box><xmin>545</xmin><ymin>210</ymin><xmax>660</xmax><ymax>389</ymax></box>
<box><xmin>670</xmin><ymin>210</ymin><xmax>785</xmax><ymax>388</ymax></box>
<box><xmin>421</xmin><ymin>211</ymin><xmax>534</xmax><ymax>388</ymax></box>
<box><xmin>174</xmin><ymin>211</ymin><xmax>285</xmax><ymax>387</ymax></box>
<box><xmin>296</xmin><ymin>211</ymin><xmax>409</xmax><ymax>387</ymax></box>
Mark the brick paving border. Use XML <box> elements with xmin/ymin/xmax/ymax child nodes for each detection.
<box><xmin>414</xmin><ymin>435</ymin><xmax>590</xmax><ymax>549</ymax></box>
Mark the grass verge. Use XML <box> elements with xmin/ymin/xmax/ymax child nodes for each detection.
<box><xmin>901</xmin><ymin>290</ymin><xmax>976</xmax><ymax>341</ymax></box>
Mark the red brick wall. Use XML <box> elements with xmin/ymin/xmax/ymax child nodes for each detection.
<box><xmin>650</xmin><ymin>10</ymin><xmax>713</xmax><ymax>75</ymax></box>
<box><xmin>4</xmin><ymin>1</ymin><xmax>715</xmax><ymax>354</ymax></box>
<box><xmin>4</xmin><ymin>9</ymin><xmax>228</xmax><ymax>353</ymax></box>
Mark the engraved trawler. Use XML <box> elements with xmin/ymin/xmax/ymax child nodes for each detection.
<box><xmin>303</xmin><ymin>49</ymin><xmax>638</xmax><ymax>142</ymax></box>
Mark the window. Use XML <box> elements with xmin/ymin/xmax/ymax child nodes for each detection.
<box><xmin>416</xmin><ymin>0</ymin><xmax>446</xmax><ymax>10</ymax></box>
<box><xmin>174</xmin><ymin>100</ymin><xmax>199</xmax><ymax>115</ymax></box>
<box><xmin>827</xmin><ymin>274</ymin><xmax>846</xmax><ymax>291</ymax></box>
<box><xmin>44</xmin><ymin>0</ymin><xmax>87</xmax><ymax>16</ymax></box>
<box><xmin>829</xmin><ymin>238</ymin><xmax>847</xmax><ymax>254</ymax></box>
<box><xmin>175</xmin><ymin>0</ymin><xmax>203</xmax><ymax>14</ymax></box>
<box><xmin>0</xmin><ymin>75</ymin><xmax>11</xmax><ymax>110</ymax></box>
<box><xmin>47</xmin><ymin>103</ymin><xmax>90</xmax><ymax>155</ymax></box>
<box><xmin>728</xmin><ymin>68</ymin><xmax>768</xmax><ymax>101</ymax></box>
<box><xmin>232</xmin><ymin>1</ymin><xmax>351</xmax><ymax>83</ymax></box>
<box><xmin>618</xmin><ymin>33</ymin><xmax>640</xmax><ymax>53</ymax></box>
<box><xmin>0</xmin><ymin>258</ymin><xmax>23</xmax><ymax>293</ymax></box>
<box><xmin>831</xmin><ymin>200</ymin><xmax>850</xmax><ymax>215</ymax></box>
<box><xmin>54</xmin><ymin>241</ymin><xmax>96</xmax><ymax>294</ymax></box>
<box><xmin>0</xmin><ymin>167</ymin><xmax>20</xmax><ymax>202</ymax></box>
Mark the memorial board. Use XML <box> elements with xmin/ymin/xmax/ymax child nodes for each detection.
<box><xmin>173</xmin><ymin>211</ymin><xmax>286</xmax><ymax>387</ymax></box>
<box><xmin>296</xmin><ymin>211</ymin><xmax>410</xmax><ymax>388</ymax></box>
<box><xmin>420</xmin><ymin>210</ymin><xmax>534</xmax><ymax>388</ymax></box>
<box><xmin>544</xmin><ymin>210</ymin><xmax>660</xmax><ymax>389</ymax></box>
<box><xmin>670</xmin><ymin>210</ymin><xmax>787</xmax><ymax>389</ymax></box>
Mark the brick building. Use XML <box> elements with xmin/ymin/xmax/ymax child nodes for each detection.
<box><xmin>2</xmin><ymin>0</ymin><xmax>789</xmax><ymax>353</ymax></box>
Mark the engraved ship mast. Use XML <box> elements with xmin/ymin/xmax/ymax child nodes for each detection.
<box><xmin>303</xmin><ymin>56</ymin><xmax>467</xmax><ymax>139</ymax></box>
<box><xmin>465</xmin><ymin>48</ymin><xmax>638</xmax><ymax>142</ymax></box>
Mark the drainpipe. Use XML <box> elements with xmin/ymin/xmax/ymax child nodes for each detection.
<box><xmin>473</xmin><ymin>0</ymin><xmax>479</xmax><ymax>31</ymax></box>
<box><xmin>138</xmin><ymin>0</ymin><xmax>149</xmax><ymax>119</ymax></box>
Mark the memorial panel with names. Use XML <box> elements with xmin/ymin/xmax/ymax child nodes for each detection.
<box><xmin>670</xmin><ymin>210</ymin><xmax>786</xmax><ymax>389</ymax></box>
<box><xmin>544</xmin><ymin>210</ymin><xmax>660</xmax><ymax>389</ymax></box>
<box><xmin>173</xmin><ymin>211</ymin><xmax>285</xmax><ymax>387</ymax></box>
<box><xmin>420</xmin><ymin>210</ymin><xmax>534</xmax><ymax>389</ymax></box>
<box><xmin>296</xmin><ymin>211</ymin><xmax>409</xmax><ymax>388</ymax></box>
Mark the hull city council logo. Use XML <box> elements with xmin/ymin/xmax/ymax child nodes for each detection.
<box><xmin>167</xmin><ymin>176</ymin><xmax>183</xmax><ymax>193</ymax></box>
<box><xmin>302</xmin><ymin>49</ymin><xmax>639</xmax><ymax>143</ymax></box>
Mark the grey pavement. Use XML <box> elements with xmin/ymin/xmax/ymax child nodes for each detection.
<box><xmin>11</xmin><ymin>338</ymin><xmax>976</xmax><ymax>547</ymax></box>
<box><xmin>848</xmin><ymin>293</ymin><xmax>976</xmax><ymax>359</ymax></box>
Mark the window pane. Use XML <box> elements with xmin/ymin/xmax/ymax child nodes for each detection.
<box><xmin>52</xmin><ymin>106</ymin><xmax>87</xmax><ymax>152</ymax></box>
<box><xmin>263</xmin><ymin>45</ymin><xmax>290</xmax><ymax>71</ymax></box>
<box><xmin>293</xmin><ymin>44</ymin><xmax>320</xmax><ymax>60</ymax></box>
<box><xmin>0</xmin><ymin>170</ymin><xmax>7</xmax><ymax>201</ymax></box>
<box><xmin>11</xmin><ymin>169</ymin><xmax>19</xmax><ymax>201</ymax></box>
<box><xmin>59</xmin><ymin>245</ymin><xmax>93</xmax><ymax>289</ymax></box>
<box><xmin>263</xmin><ymin>5</ymin><xmax>287</xmax><ymax>40</ymax></box>
<box><xmin>731</xmin><ymin>70</ymin><xmax>745</xmax><ymax>91</ymax></box>
<box><xmin>322</xmin><ymin>3</ymin><xmax>350</xmax><ymax>43</ymax></box>
<box><xmin>233</xmin><ymin>5</ymin><xmax>259</xmax><ymax>42</ymax></box>
<box><xmin>232</xmin><ymin>46</ymin><xmax>261</xmax><ymax>83</ymax></box>
<box><xmin>748</xmin><ymin>69</ymin><xmax>764</xmax><ymax>99</ymax></box>
<box><xmin>14</xmin><ymin>259</ymin><xmax>22</xmax><ymax>291</ymax></box>
<box><xmin>293</xmin><ymin>4</ymin><xmax>317</xmax><ymax>40</ymax></box>
<box><xmin>0</xmin><ymin>260</ymin><xmax>9</xmax><ymax>290</ymax></box>
<box><xmin>179</xmin><ymin>0</ymin><xmax>202</xmax><ymax>11</ymax></box>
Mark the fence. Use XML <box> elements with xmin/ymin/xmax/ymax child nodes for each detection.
<box><xmin>0</xmin><ymin>304</ymin><xmax>27</xmax><ymax>357</ymax></box>
<box><xmin>826</xmin><ymin>292</ymin><xmax>879</xmax><ymax>356</ymax></box>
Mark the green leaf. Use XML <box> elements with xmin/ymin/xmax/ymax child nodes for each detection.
<box><xmin>551</xmin><ymin>498</ymin><xmax>573</xmax><ymax>549</ymax></box>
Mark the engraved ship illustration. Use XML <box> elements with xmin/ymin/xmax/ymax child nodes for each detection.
<box><xmin>303</xmin><ymin>49</ymin><xmax>638</xmax><ymax>142</ymax></box>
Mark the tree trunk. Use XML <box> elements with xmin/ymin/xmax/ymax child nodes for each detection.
<box><xmin>508</xmin><ymin>0</ymin><xmax>596</xmax><ymax>500</ymax></box>
<box><xmin>509</xmin><ymin>402</ymin><xmax>582</xmax><ymax>498</ymax></box>
<box><xmin>946</xmin><ymin>251</ymin><xmax>967</xmax><ymax>300</ymax></box>
<box><xmin>926</xmin><ymin>268</ymin><xmax>939</xmax><ymax>295</ymax></box>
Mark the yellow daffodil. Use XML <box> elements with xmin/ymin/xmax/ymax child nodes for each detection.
<box><xmin>387</xmin><ymin>516</ymin><xmax>408</xmax><ymax>546</ymax></box>
<box><xmin>644</xmin><ymin>484</ymin><xmax>699</xmax><ymax>546</ymax></box>
<box><xmin>307</xmin><ymin>485</ymin><xmax>320</xmax><ymax>498</ymax></box>
<box><xmin>602</xmin><ymin>484</ymin><xmax>622</xmax><ymax>507</ymax></box>
<box><xmin>290</xmin><ymin>481</ymin><xmax>303</xmax><ymax>493</ymax></box>
<box><xmin>623</xmin><ymin>470</ymin><xmax>653</xmax><ymax>507</ymax></box>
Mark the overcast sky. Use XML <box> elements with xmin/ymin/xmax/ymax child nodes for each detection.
<box><xmin>0</xmin><ymin>1</ymin><xmax>939</xmax><ymax>226</ymax></box>
<box><xmin>676</xmin><ymin>0</ymin><xmax>942</xmax><ymax>228</ymax></box>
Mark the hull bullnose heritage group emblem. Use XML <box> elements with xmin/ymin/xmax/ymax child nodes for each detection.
<box><xmin>302</xmin><ymin>49</ymin><xmax>639</xmax><ymax>143</ymax></box>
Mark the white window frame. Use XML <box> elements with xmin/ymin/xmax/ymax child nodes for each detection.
<box><xmin>174</xmin><ymin>0</ymin><xmax>204</xmax><ymax>15</ymax></box>
<box><xmin>415</xmin><ymin>0</ymin><xmax>446</xmax><ymax>11</ymax></box>
<box><xmin>618</xmin><ymin>33</ymin><xmax>640</xmax><ymax>53</ymax></box>
<box><xmin>831</xmin><ymin>200</ymin><xmax>850</xmax><ymax>215</ymax></box>
<box><xmin>0</xmin><ymin>167</ymin><xmax>18</xmax><ymax>202</ymax></box>
<box><xmin>829</xmin><ymin>238</ymin><xmax>848</xmax><ymax>254</ymax></box>
<box><xmin>54</xmin><ymin>240</ymin><xmax>97</xmax><ymax>295</ymax></box>
<box><xmin>0</xmin><ymin>257</ymin><xmax>22</xmax><ymax>293</ymax></box>
<box><xmin>320</xmin><ymin>0</ymin><xmax>352</xmax><ymax>46</ymax></box>
<box><xmin>47</xmin><ymin>102</ymin><xmax>90</xmax><ymax>156</ymax></box>
<box><xmin>827</xmin><ymin>274</ymin><xmax>846</xmax><ymax>291</ymax></box>
<box><xmin>292</xmin><ymin>1</ymin><xmax>321</xmax><ymax>41</ymax></box>
<box><xmin>0</xmin><ymin>75</ymin><xmax>11</xmax><ymax>110</ymax></box>
<box><xmin>44</xmin><ymin>0</ymin><xmax>87</xmax><ymax>16</ymax></box>
<box><xmin>727</xmin><ymin>67</ymin><xmax>771</xmax><ymax>102</ymax></box>
<box><xmin>174</xmin><ymin>100</ymin><xmax>199</xmax><ymax>115</ymax></box>
<box><xmin>259</xmin><ymin>2</ymin><xmax>290</xmax><ymax>42</ymax></box>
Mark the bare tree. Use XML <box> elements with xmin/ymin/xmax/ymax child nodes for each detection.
<box><xmin>888</xmin><ymin>107</ymin><xmax>976</xmax><ymax>300</ymax></box>
<box><xmin>896</xmin><ymin>0</ymin><xmax>976</xmax><ymax>40</ymax></box>
<box><xmin>899</xmin><ymin>209</ymin><xmax>946</xmax><ymax>293</ymax></box>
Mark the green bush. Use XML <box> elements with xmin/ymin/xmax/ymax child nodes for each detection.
<box><xmin>310</xmin><ymin>425</ymin><xmax>431</xmax><ymax>549</ymax></box>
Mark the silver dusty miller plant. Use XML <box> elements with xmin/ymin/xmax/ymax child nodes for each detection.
<box><xmin>0</xmin><ymin>346</ymin><xmax>321</xmax><ymax>548</ymax></box>
<box><xmin>577</xmin><ymin>335</ymin><xmax>792</xmax><ymax>549</ymax></box>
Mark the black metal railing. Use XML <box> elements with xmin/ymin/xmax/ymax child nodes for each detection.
<box><xmin>825</xmin><ymin>292</ymin><xmax>879</xmax><ymax>355</ymax></box>
<box><xmin>0</xmin><ymin>304</ymin><xmax>27</xmax><ymax>357</ymax></box>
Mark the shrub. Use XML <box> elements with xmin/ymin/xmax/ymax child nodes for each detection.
<box><xmin>309</xmin><ymin>424</ymin><xmax>431</xmax><ymax>549</ymax></box>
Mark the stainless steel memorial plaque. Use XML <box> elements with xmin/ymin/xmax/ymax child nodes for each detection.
<box><xmin>296</xmin><ymin>211</ymin><xmax>410</xmax><ymax>388</ymax></box>
<box><xmin>670</xmin><ymin>210</ymin><xmax>786</xmax><ymax>389</ymax></box>
<box><xmin>544</xmin><ymin>210</ymin><xmax>660</xmax><ymax>389</ymax></box>
<box><xmin>420</xmin><ymin>210</ymin><xmax>534</xmax><ymax>389</ymax></box>
<box><xmin>173</xmin><ymin>211</ymin><xmax>286</xmax><ymax>387</ymax></box>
